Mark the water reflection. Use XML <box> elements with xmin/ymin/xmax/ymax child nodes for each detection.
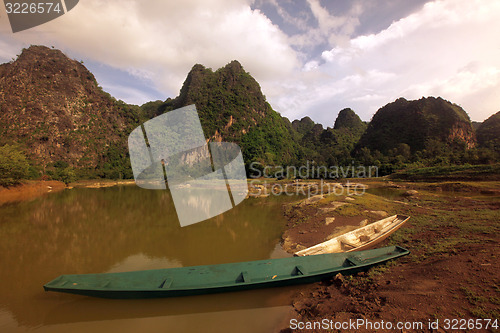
<box><xmin>42</xmin><ymin>286</ymin><xmax>295</xmax><ymax>325</ymax></box>
<box><xmin>365</xmin><ymin>187</ymin><xmax>406</xmax><ymax>200</ymax></box>
<box><xmin>0</xmin><ymin>186</ymin><xmax>295</xmax><ymax>332</ymax></box>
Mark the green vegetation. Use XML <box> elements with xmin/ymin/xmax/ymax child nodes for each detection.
<box><xmin>333</xmin><ymin>108</ymin><xmax>366</xmax><ymax>132</ymax></box>
<box><xmin>0</xmin><ymin>144</ymin><xmax>30</xmax><ymax>186</ymax></box>
<box><xmin>477</xmin><ymin>111</ymin><xmax>500</xmax><ymax>153</ymax></box>
<box><xmin>1</xmin><ymin>47</ymin><xmax>499</xmax><ymax>183</ymax></box>
<box><xmin>142</xmin><ymin>61</ymin><xmax>300</xmax><ymax>168</ymax></box>
<box><xmin>0</xmin><ymin>46</ymin><xmax>146</xmax><ymax>184</ymax></box>
<box><xmin>358</xmin><ymin>97</ymin><xmax>475</xmax><ymax>154</ymax></box>
<box><xmin>45</xmin><ymin>161</ymin><xmax>77</xmax><ymax>184</ymax></box>
<box><xmin>391</xmin><ymin>164</ymin><xmax>500</xmax><ymax>181</ymax></box>
<box><xmin>290</xmin><ymin>115</ymin><xmax>366</xmax><ymax>167</ymax></box>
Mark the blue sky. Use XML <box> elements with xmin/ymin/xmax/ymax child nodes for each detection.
<box><xmin>1</xmin><ymin>0</ymin><xmax>499</xmax><ymax>125</ymax></box>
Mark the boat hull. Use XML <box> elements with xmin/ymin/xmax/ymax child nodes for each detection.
<box><xmin>44</xmin><ymin>245</ymin><xmax>409</xmax><ymax>299</ymax></box>
<box><xmin>295</xmin><ymin>215</ymin><xmax>410</xmax><ymax>256</ymax></box>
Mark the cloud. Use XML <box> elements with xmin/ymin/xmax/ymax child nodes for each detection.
<box><xmin>257</xmin><ymin>0</ymin><xmax>312</xmax><ymax>32</ymax></box>
<box><xmin>254</xmin><ymin>0</ymin><xmax>362</xmax><ymax>54</ymax></box>
<box><xmin>0</xmin><ymin>35</ymin><xmax>24</xmax><ymax>62</ymax></box>
<box><xmin>1</xmin><ymin>0</ymin><xmax>299</xmax><ymax>101</ymax></box>
<box><xmin>269</xmin><ymin>0</ymin><xmax>500</xmax><ymax>124</ymax></box>
<box><xmin>287</xmin><ymin>0</ymin><xmax>362</xmax><ymax>49</ymax></box>
<box><xmin>1</xmin><ymin>0</ymin><xmax>498</xmax><ymax>124</ymax></box>
<box><xmin>307</xmin><ymin>0</ymin><xmax>361</xmax><ymax>45</ymax></box>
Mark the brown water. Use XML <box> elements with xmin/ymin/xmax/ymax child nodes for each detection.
<box><xmin>0</xmin><ymin>186</ymin><xmax>298</xmax><ymax>333</ymax></box>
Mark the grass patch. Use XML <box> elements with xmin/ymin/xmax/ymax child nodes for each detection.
<box><xmin>470</xmin><ymin>306</ymin><xmax>499</xmax><ymax>320</ymax></box>
<box><xmin>390</xmin><ymin>164</ymin><xmax>500</xmax><ymax>182</ymax></box>
<box><xmin>461</xmin><ymin>287</ymin><xmax>488</xmax><ymax>305</ymax></box>
<box><xmin>427</xmin><ymin>237</ymin><xmax>470</xmax><ymax>255</ymax></box>
<box><xmin>331</xmin><ymin>193</ymin><xmax>400</xmax><ymax>217</ymax></box>
<box><xmin>334</xmin><ymin>204</ymin><xmax>363</xmax><ymax>216</ymax></box>
<box><xmin>489</xmin><ymin>296</ymin><xmax>500</xmax><ymax>305</ymax></box>
<box><xmin>367</xmin><ymin>260</ymin><xmax>398</xmax><ymax>277</ymax></box>
<box><xmin>351</xmin><ymin>193</ymin><xmax>397</xmax><ymax>212</ymax></box>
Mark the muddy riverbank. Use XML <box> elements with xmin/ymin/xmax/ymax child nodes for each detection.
<box><xmin>0</xmin><ymin>180</ymin><xmax>66</xmax><ymax>206</ymax></box>
<box><xmin>278</xmin><ymin>179</ymin><xmax>500</xmax><ymax>332</ymax></box>
<box><xmin>0</xmin><ymin>179</ymin><xmax>136</xmax><ymax>206</ymax></box>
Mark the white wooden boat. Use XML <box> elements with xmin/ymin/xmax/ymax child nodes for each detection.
<box><xmin>295</xmin><ymin>215</ymin><xmax>410</xmax><ymax>256</ymax></box>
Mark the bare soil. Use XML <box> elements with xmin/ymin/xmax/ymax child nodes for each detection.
<box><xmin>0</xmin><ymin>179</ymin><xmax>136</xmax><ymax>207</ymax></box>
<box><xmin>0</xmin><ymin>180</ymin><xmax>66</xmax><ymax>206</ymax></box>
<box><xmin>279</xmin><ymin>180</ymin><xmax>500</xmax><ymax>332</ymax></box>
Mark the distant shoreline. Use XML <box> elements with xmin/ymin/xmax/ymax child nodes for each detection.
<box><xmin>2</xmin><ymin>176</ymin><xmax>498</xmax><ymax>207</ymax></box>
<box><xmin>0</xmin><ymin>180</ymin><xmax>66</xmax><ymax>206</ymax></box>
<box><xmin>0</xmin><ymin>179</ymin><xmax>136</xmax><ymax>206</ymax></box>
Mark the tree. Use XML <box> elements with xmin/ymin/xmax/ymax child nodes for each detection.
<box><xmin>0</xmin><ymin>144</ymin><xmax>30</xmax><ymax>186</ymax></box>
<box><xmin>58</xmin><ymin>166</ymin><xmax>77</xmax><ymax>184</ymax></box>
<box><xmin>396</xmin><ymin>143</ymin><xmax>411</xmax><ymax>160</ymax></box>
<box><xmin>359</xmin><ymin>147</ymin><xmax>373</xmax><ymax>165</ymax></box>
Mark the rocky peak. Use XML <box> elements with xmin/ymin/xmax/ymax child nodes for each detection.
<box><xmin>477</xmin><ymin>111</ymin><xmax>500</xmax><ymax>151</ymax></box>
<box><xmin>224</xmin><ymin>60</ymin><xmax>244</xmax><ymax>73</ymax></box>
<box><xmin>358</xmin><ymin>96</ymin><xmax>476</xmax><ymax>153</ymax></box>
<box><xmin>0</xmin><ymin>45</ymin><xmax>97</xmax><ymax>93</ymax></box>
<box><xmin>333</xmin><ymin>108</ymin><xmax>364</xmax><ymax>131</ymax></box>
<box><xmin>292</xmin><ymin>116</ymin><xmax>315</xmax><ymax>134</ymax></box>
<box><xmin>0</xmin><ymin>45</ymin><xmax>140</xmax><ymax>174</ymax></box>
<box><xmin>142</xmin><ymin>60</ymin><xmax>299</xmax><ymax>165</ymax></box>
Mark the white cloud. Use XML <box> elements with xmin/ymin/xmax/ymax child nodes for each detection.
<box><xmin>303</xmin><ymin>60</ymin><xmax>319</xmax><ymax>71</ymax></box>
<box><xmin>1</xmin><ymin>0</ymin><xmax>298</xmax><ymax>101</ymax></box>
<box><xmin>258</xmin><ymin>0</ymin><xmax>311</xmax><ymax>32</ymax></box>
<box><xmin>1</xmin><ymin>0</ymin><xmax>499</xmax><ymax>124</ymax></box>
<box><xmin>270</xmin><ymin>0</ymin><xmax>500</xmax><ymax>124</ymax></box>
<box><xmin>0</xmin><ymin>35</ymin><xmax>24</xmax><ymax>62</ymax></box>
<box><xmin>308</xmin><ymin>0</ymin><xmax>362</xmax><ymax>47</ymax></box>
<box><xmin>287</xmin><ymin>0</ymin><xmax>361</xmax><ymax>49</ymax></box>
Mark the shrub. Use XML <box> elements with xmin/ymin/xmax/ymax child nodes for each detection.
<box><xmin>0</xmin><ymin>144</ymin><xmax>30</xmax><ymax>186</ymax></box>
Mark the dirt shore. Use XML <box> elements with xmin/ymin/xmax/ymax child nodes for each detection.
<box><xmin>0</xmin><ymin>179</ymin><xmax>136</xmax><ymax>206</ymax></box>
<box><xmin>279</xmin><ymin>179</ymin><xmax>499</xmax><ymax>332</ymax></box>
<box><xmin>0</xmin><ymin>180</ymin><xmax>67</xmax><ymax>206</ymax></box>
<box><xmin>2</xmin><ymin>178</ymin><xmax>498</xmax><ymax>332</ymax></box>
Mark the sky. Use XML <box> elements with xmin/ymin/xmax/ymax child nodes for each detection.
<box><xmin>1</xmin><ymin>0</ymin><xmax>499</xmax><ymax>126</ymax></box>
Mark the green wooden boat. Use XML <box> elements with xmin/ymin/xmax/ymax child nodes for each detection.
<box><xmin>43</xmin><ymin>245</ymin><xmax>409</xmax><ymax>299</ymax></box>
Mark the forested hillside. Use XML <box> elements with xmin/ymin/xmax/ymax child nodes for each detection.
<box><xmin>0</xmin><ymin>46</ymin><xmax>498</xmax><ymax>185</ymax></box>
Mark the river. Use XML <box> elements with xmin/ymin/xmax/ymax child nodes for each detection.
<box><xmin>0</xmin><ymin>185</ymin><xmax>298</xmax><ymax>332</ymax></box>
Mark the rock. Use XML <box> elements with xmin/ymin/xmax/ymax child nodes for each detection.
<box><xmin>325</xmin><ymin>217</ymin><xmax>335</xmax><ymax>225</ymax></box>
<box><xmin>333</xmin><ymin>273</ymin><xmax>344</xmax><ymax>286</ymax></box>
<box><xmin>295</xmin><ymin>244</ymin><xmax>306</xmax><ymax>251</ymax></box>
<box><xmin>403</xmin><ymin>190</ymin><xmax>419</xmax><ymax>197</ymax></box>
<box><xmin>370</xmin><ymin>210</ymin><xmax>388</xmax><ymax>218</ymax></box>
<box><xmin>331</xmin><ymin>201</ymin><xmax>347</xmax><ymax>208</ymax></box>
<box><xmin>320</xmin><ymin>201</ymin><xmax>347</xmax><ymax>214</ymax></box>
<box><xmin>345</xmin><ymin>196</ymin><xmax>355</xmax><ymax>201</ymax></box>
<box><xmin>292</xmin><ymin>300</ymin><xmax>308</xmax><ymax>312</ymax></box>
<box><xmin>300</xmin><ymin>194</ymin><xmax>324</xmax><ymax>205</ymax></box>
